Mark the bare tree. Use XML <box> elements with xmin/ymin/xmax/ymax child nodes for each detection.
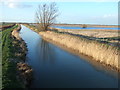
<box><xmin>35</xmin><ymin>2</ymin><xmax>58</xmax><ymax>31</ymax></box>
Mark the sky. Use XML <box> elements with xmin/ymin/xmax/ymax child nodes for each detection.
<box><xmin>0</xmin><ymin>0</ymin><xmax>119</xmax><ymax>25</ymax></box>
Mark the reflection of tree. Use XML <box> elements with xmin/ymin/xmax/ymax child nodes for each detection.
<box><xmin>39</xmin><ymin>39</ymin><xmax>55</xmax><ymax>64</ymax></box>
<box><xmin>82</xmin><ymin>56</ymin><xmax>118</xmax><ymax>79</ymax></box>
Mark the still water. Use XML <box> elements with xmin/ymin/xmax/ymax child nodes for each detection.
<box><xmin>20</xmin><ymin>25</ymin><xmax>118</xmax><ymax>88</ymax></box>
<box><xmin>52</xmin><ymin>26</ymin><xmax>120</xmax><ymax>30</ymax></box>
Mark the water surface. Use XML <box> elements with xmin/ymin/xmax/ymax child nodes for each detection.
<box><xmin>20</xmin><ymin>25</ymin><xmax>118</xmax><ymax>88</ymax></box>
<box><xmin>52</xmin><ymin>26</ymin><xmax>120</xmax><ymax>30</ymax></box>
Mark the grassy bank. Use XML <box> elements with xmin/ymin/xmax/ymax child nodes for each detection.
<box><xmin>2</xmin><ymin>25</ymin><xmax>24</xmax><ymax>88</ymax></box>
<box><xmin>24</xmin><ymin>24</ymin><xmax>120</xmax><ymax>71</ymax></box>
<box><xmin>2</xmin><ymin>24</ymin><xmax>32</xmax><ymax>88</ymax></box>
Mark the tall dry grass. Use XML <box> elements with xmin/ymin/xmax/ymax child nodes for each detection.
<box><xmin>49</xmin><ymin>27</ymin><xmax>119</xmax><ymax>38</ymax></box>
<box><xmin>39</xmin><ymin>31</ymin><xmax>120</xmax><ymax>70</ymax></box>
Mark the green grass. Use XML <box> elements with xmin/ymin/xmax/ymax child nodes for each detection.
<box><xmin>2</xmin><ymin>25</ymin><xmax>24</xmax><ymax>88</ymax></box>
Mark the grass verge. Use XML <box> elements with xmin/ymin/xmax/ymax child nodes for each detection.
<box><xmin>2</xmin><ymin>25</ymin><xmax>25</xmax><ymax>88</ymax></box>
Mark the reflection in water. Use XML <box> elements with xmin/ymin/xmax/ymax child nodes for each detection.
<box><xmin>39</xmin><ymin>39</ymin><xmax>55</xmax><ymax>64</ymax></box>
<box><xmin>52</xmin><ymin>26</ymin><xmax>120</xmax><ymax>30</ymax></box>
<box><xmin>85</xmin><ymin>58</ymin><xmax>118</xmax><ymax>79</ymax></box>
<box><xmin>47</xmin><ymin>40</ymin><xmax>118</xmax><ymax>79</ymax></box>
<box><xmin>20</xmin><ymin>25</ymin><xmax>118</xmax><ymax>88</ymax></box>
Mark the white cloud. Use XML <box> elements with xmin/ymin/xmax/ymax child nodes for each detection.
<box><xmin>103</xmin><ymin>14</ymin><xmax>117</xmax><ymax>18</ymax></box>
<box><xmin>6</xmin><ymin>2</ymin><xmax>32</xmax><ymax>8</ymax></box>
<box><xmin>7</xmin><ymin>3</ymin><xmax>16</xmax><ymax>8</ymax></box>
<box><xmin>1</xmin><ymin>0</ymin><xmax>32</xmax><ymax>8</ymax></box>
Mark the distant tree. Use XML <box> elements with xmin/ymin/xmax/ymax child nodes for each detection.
<box><xmin>35</xmin><ymin>2</ymin><xmax>58</xmax><ymax>31</ymax></box>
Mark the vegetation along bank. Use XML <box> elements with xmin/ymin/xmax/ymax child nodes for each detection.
<box><xmin>2</xmin><ymin>24</ymin><xmax>32</xmax><ymax>89</ymax></box>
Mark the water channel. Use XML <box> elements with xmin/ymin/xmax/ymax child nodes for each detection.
<box><xmin>20</xmin><ymin>25</ymin><xmax>118</xmax><ymax>88</ymax></box>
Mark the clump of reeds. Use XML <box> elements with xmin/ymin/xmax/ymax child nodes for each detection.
<box><xmin>39</xmin><ymin>31</ymin><xmax>120</xmax><ymax>70</ymax></box>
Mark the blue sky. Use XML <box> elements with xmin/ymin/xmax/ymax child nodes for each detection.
<box><xmin>0</xmin><ymin>1</ymin><xmax>118</xmax><ymax>25</ymax></box>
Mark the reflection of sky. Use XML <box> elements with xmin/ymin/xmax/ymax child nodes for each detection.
<box><xmin>0</xmin><ymin>1</ymin><xmax>118</xmax><ymax>25</ymax></box>
<box><xmin>52</xmin><ymin>26</ymin><xmax>120</xmax><ymax>30</ymax></box>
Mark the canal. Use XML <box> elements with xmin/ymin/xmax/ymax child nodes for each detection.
<box><xmin>20</xmin><ymin>25</ymin><xmax>118</xmax><ymax>88</ymax></box>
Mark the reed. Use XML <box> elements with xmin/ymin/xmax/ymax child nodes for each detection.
<box><xmin>39</xmin><ymin>31</ymin><xmax>120</xmax><ymax>70</ymax></box>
